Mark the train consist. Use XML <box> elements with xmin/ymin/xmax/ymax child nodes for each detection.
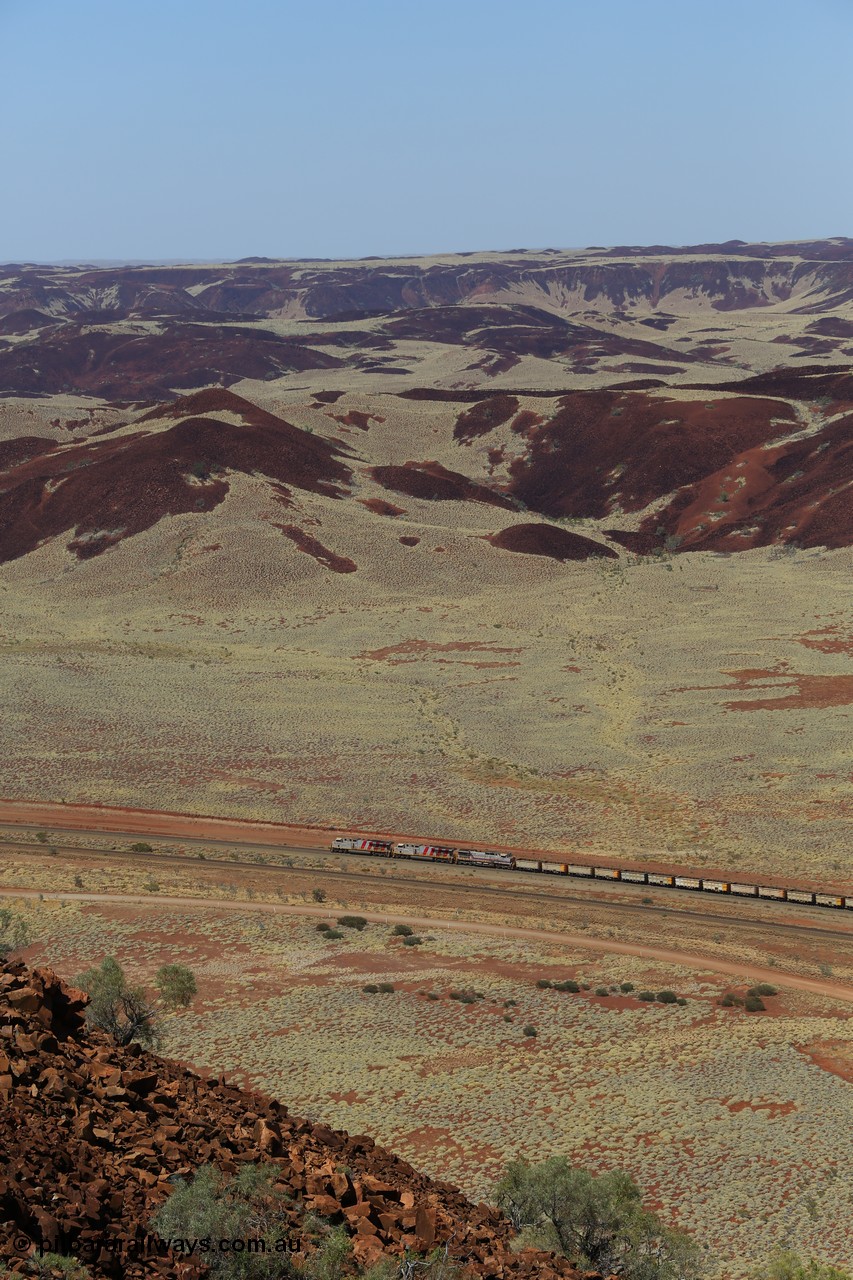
<box><xmin>330</xmin><ymin>836</ymin><xmax>852</xmax><ymax>911</ymax></box>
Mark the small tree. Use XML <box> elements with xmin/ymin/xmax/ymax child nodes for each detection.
<box><xmin>155</xmin><ymin>963</ymin><xmax>198</xmax><ymax>1010</ymax></box>
<box><xmin>130</xmin><ymin>842</ymin><xmax>153</xmax><ymax>853</ymax></box>
<box><xmin>494</xmin><ymin>1158</ymin><xmax>703</xmax><ymax>1279</ymax></box>
<box><xmin>0</xmin><ymin>907</ymin><xmax>30</xmax><ymax>961</ymax></box>
<box><xmin>312</xmin><ymin>888</ymin><xmax>327</xmax><ymax>903</ymax></box>
<box><xmin>74</xmin><ymin>957</ymin><xmax>158</xmax><ymax>1047</ymax></box>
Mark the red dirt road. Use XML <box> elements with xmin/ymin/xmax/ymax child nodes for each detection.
<box><xmin>4</xmin><ymin>886</ymin><xmax>853</xmax><ymax>1007</ymax></box>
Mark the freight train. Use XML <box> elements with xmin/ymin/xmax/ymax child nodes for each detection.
<box><xmin>329</xmin><ymin>836</ymin><xmax>852</xmax><ymax>911</ymax></box>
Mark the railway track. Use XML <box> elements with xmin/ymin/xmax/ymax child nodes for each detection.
<box><xmin>3</xmin><ymin>836</ymin><xmax>852</xmax><ymax>944</ymax></box>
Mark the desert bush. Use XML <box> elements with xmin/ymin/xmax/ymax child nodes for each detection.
<box><xmin>0</xmin><ymin>907</ymin><xmax>30</xmax><ymax>961</ymax></box>
<box><xmin>638</xmin><ymin>991</ymin><xmax>656</xmax><ymax>1003</ymax></box>
<box><xmin>676</xmin><ymin>997</ymin><xmax>687</xmax><ymax>1006</ymax></box>
<box><xmin>744</xmin><ymin>994</ymin><xmax>766</xmax><ymax>1012</ymax></box>
<box><xmin>312</xmin><ymin>888</ymin><xmax>327</xmax><ymax>903</ymax></box>
<box><xmin>449</xmin><ymin>988</ymin><xmax>479</xmax><ymax>1004</ymax></box>
<box><xmin>377</xmin><ymin>982</ymin><xmax>395</xmax><ymax>993</ymax></box>
<box><xmin>749</xmin><ymin>1250</ymin><xmax>852</xmax><ymax>1280</ymax></box>
<box><xmin>536</xmin><ymin>978</ymin><xmax>553</xmax><ymax>988</ymax></box>
<box><xmin>28</xmin><ymin>1255</ymin><xmax>91</xmax><ymax>1278</ymax></box>
<box><xmin>553</xmin><ymin>980</ymin><xmax>580</xmax><ymax>993</ymax></box>
<box><xmin>620</xmin><ymin>982</ymin><xmax>634</xmax><ymax>993</ymax></box>
<box><xmin>595</xmin><ymin>987</ymin><xmax>609</xmax><ymax>997</ymax></box>
<box><xmin>656</xmin><ymin>990</ymin><xmax>678</xmax><ymax>1004</ymax></box>
<box><xmin>426</xmin><ymin>991</ymin><xmax>440</xmax><ymax>1001</ymax></box>
<box><xmin>316</xmin><ymin>922</ymin><xmax>331</xmax><ymax>932</ymax></box>
<box><xmin>324</xmin><ymin>930</ymin><xmax>344</xmax><ymax>941</ymax></box>
<box><xmin>143</xmin><ymin>876</ymin><xmax>160</xmax><ymax>893</ymax></box>
<box><xmin>402</xmin><ymin>935</ymin><xmax>422</xmax><ymax>946</ymax></box>
<box><xmin>130</xmin><ymin>842</ymin><xmax>153</xmax><ymax>853</ymax></box>
<box><xmin>155</xmin><ymin>963</ymin><xmax>198</xmax><ymax>1010</ymax></box>
<box><xmin>392</xmin><ymin>924</ymin><xmax>414</xmax><ymax>937</ymax></box>
<box><xmin>748</xmin><ymin>983</ymin><xmax>777</xmax><ymax>997</ymax></box>
<box><xmin>494</xmin><ymin>1158</ymin><xmax>703</xmax><ymax>1278</ymax></box>
<box><xmin>75</xmin><ymin>957</ymin><xmax>157</xmax><ymax>1047</ymax></box>
<box><xmin>523</xmin><ymin>1025</ymin><xmax>537</xmax><ymax>1038</ymax></box>
<box><xmin>73</xmin><ymin>873</ymin><xmax>84</xmax><ymax>888</ymax></box>
<box><xmin>337</xmin><ymin>915</ymin><xmax>367</xmax><ymax>931</ymax></box>
<box><xmin>503</xmin><ymin>998</ymin><xmax>518</xmax><ymax>1007</ymax></box>
<box><xmin>363</xmin><ymin>984</ymin><xmax>379</xmax><ymax>994</ymax></box>
<box><xmin>150</xmin><ymin>1163</ymin><xmax>292</xmax><ymax>1278</ymax></box>
<box><xmin>581</xmin><ymin>983</ymin><xmax>591</xmax><ymax>991</ymax></box>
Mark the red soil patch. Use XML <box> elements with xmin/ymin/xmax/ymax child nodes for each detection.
<box><xmin>685</xmin><ymin>667</ymin><xmax>853</xmax><ymax>712</ymax></box>
<box><xmin>274</xmin><ymin>525</ymin><xmax>357</xmax><ymax>573</ymax></box>
<box><xmin>796</xmin><ymin>1042</ymin><xmax>853</xmax><ymax>1084</ymax></box>
<box><xmin>796</xmin><ymin>628</ymin><xmax>853</xmax><ymax>656</ymax></box>
<box><xmin>331</xmin><ymin>410</ymin><xmax>384</xmax><ymax>431</ymax></box>
<box><xmin>453</xmin><ymin>396</ymin><xmax>519</xmax><ymax>443</ymax></box>
<box><xmin>723</xmin><ymin>1099</ymin><xmax>797</xmax><ymax>1117</ymax></box>
<box><xmin>399</xmin><ymin>536</ymin><xmax>420</xmax><ymax>546</ymax></box>
<box><xmin>487</xmin><ymin>523</ymin><xmax>617</xmax><ymax>561</ymax></box>
<box><xmin>360</xmin><ymin>498</ymin><xmax>406</xmax><ymax>516</ymax></box>
<box><xmin>357</xmin><ymin>639</ymin><xmax>524</xmax><ymax>664</ymax></box>
<box><xmin>371</xmin><ymin>461</ymin><xmax>514</xmax><ymax>509</ymax></box>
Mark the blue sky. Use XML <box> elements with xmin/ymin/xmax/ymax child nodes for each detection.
<box><xmin>1</xmin><ymin>0</ymin><xmax>851</xmax><ymax>260</ymax></box>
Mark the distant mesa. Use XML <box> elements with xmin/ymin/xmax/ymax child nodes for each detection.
<box><xmin>487</xmin><ymin>523</ymin><xmax>618</xmax><ymax>561</ymax></box>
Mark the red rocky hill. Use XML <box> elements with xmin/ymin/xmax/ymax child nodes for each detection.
<box><xmin>0</xmin><ymin>962</ymin><xmax>585</xmax><ymax>1279</ymax></box>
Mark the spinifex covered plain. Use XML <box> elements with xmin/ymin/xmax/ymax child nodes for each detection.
<box><xmin>2</xmin><ymin>240</ymin><xmax>853</xmax><ymax>883</ymax></box>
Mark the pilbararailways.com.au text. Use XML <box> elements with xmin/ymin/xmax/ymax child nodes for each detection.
<box><xmin>26</xmin><ymin>1234</ymin><xmax>295</xmax><ymax>1260</ymax></box>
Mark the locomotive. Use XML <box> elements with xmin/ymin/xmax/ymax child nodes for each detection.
<box><xmin>329</xmin><ymin>836</ymin><xmax>851</xmax><ymax>910</ymax></box>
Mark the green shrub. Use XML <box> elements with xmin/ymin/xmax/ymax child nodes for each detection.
<box><xmin>402</xmin><ymin>935</ymin><xmax>422</xmax><ymax>946</ymax></box>
<box><xmin>749</xmin><ymin>1249</ymin><xmax>853</xmax><ymax>1280</ymax></box>
<box><xmin>553</xmin><ymin>980</ymin><xmax>580</xmax><ymax>993</ymax></box>
<box><xmin>494</xmin><ymin>1158</ymin><xmax>702</xmax><ymax>1277</ymax></box>
<box><xmin>503</xmin><ymin>998</ymin><xmax>518</xmax><ymax>1007</ymax></box>
<box><xmin>316</xmin><ymin>922</ymin><xmax>331</xmax><ymax>932</ymax></box>
<box><xmin>503</xmin><ymin>1014</ymin><xmax>513</xmax><ymax>1022</ymax></box>
<box><xmin>676</xmin><ymin>997</ymin><xmax>687</xmax><ymax>1006</ymax></box>
<box><xmin>130</xmin><ymin>842</ymin><xmax>153</xmax><ymax>853</ymax></box>
<box><xmin>143</xmin><ymin>877</ymin><xmax>160</xmax><ymax>893</ymax></box>
<box><xmin>536</xmin><ymin>978</ymin><xmax>553</xmax><ymax>988</ymax></box>
<box><xmin>28</xmin><ymin>1255</ymin><xmax>91</xmax><ymax>1278</ymax></box>
<box><xmin>377</xmin><ymin>982</ymin><xmax>395</xmax><ymax>993</ymax></box>
<box><xmin>0</xmin><ymin>907</ymin><xmax>30</xmax><ymax>961</ymax></box>
<box><xmin>150</xmin><ymin>1163</ymin><xmax>293</xmax><ymax>1278</ymax></box>
<box><xmin>155</xmin><ymin>963</ymin><xmax>197</xmax><ymax>1010</ymax></box>
<box><xmin>426</xmin><ymin>991</ymin><xmax>440</xmax><ymax>1001</ymax></box>
<box><xmin>595</xmin><ymin>986</ymin><xmax>609</xmax><ymax>997</ymax></box>
<box><xmin>74</xmin><ymin>957</ymin><xmax>157</xmax><ymax>1047</ymax></box>
<box><xmin>620</xmin><ymin>982</ymin><xmax>634</xmax><ymax>993</ymax></box>
<box><xmin>581</xmin><ymin>983</ymin><xmax>591</xmax><ymax>990</ymax></box>
<box><xmin>638</xmin><ymin>991</ymin><xmax>656</xmax><ymax>1002</ymax></box>
<box><xmin>324</xmin><ymin>929</ymin><xmax>344</xmax><ymax>941</ymax></box>
<box><xmin>337</xmin><ymin>915</ymin><xmax>367</xmax><ymax>930</ymax></box>
<box><xmin>745</xmin><ymin>994</ymin><xmax>766</xmax><ymax>1012</ymax></box>
<box><xmin>748</xmin><ymin>983</ymin><xmax>777</xmax><ymax>997</ymax></box>
<box><xmin>312</xmin><ymin>888</ymin><xmax>326</xmax><ymax>903</ymax></box>
<box><xmin>363</xmin><ymin>984</ymin><xmax>379</xmax><ymax>994</ymax></box>
<box><xmin>523</xmin><ymin>1025</ymin><xmax>537</xmax><ymax>1038</ymax></box>
<box><xmin>392</xmin><ymin>924</ymin><xmax>414</xmax><ymax>937</ymax></box>
<box><xmin>656</xmin><ymin>990</ymin><xmax>678</xmax><ymax>1004</ymax></box>
<box><xmin>449</xmin><ymin>989</ymin><xmax>478</xmax><ymax>1004</ymax></box>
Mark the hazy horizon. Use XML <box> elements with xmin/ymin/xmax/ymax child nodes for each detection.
<box><xmin>1</xmin><ymin>0</ymin><xmax>851</xmax><ymax>262</ymax></box>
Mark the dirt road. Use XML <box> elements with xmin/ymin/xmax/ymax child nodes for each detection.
<box><xmin>4</xmin><ymin>886</ymin><xmax>852</xmax><ymax>1006</ymax></box>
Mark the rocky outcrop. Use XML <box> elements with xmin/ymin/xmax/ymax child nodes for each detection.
<box><xmin>0</xmin><ymin>963</ymin><xmax>583</xmax><ymax>1279</ymax></box>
